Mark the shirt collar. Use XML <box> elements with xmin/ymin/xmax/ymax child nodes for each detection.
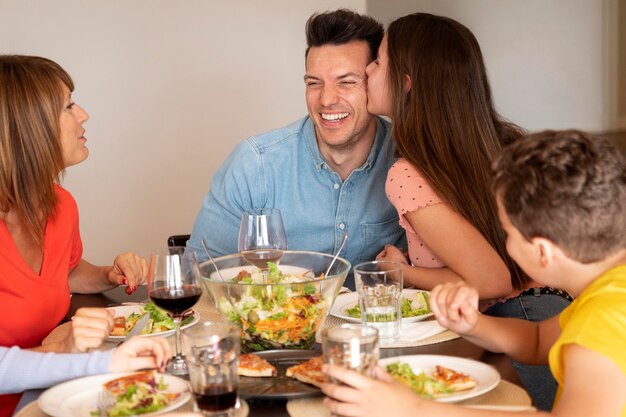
<box><xmin>303</xmin><ymin>116</ymin><xmax>391</xmax><ymax>173</ymax></box>
<box><xmin>302</xmin><ymin>117</ymin><xmax>326</xmax><ymax>171</ymax></box>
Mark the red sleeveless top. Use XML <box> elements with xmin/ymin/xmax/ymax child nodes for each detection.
<box><xmin>0</xmin><ymin>186</ymin><xmax>83</xmax><ymax>416</ymax></box>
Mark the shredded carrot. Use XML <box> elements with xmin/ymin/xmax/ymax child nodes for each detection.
<box><xmin>251</xmin><ymin>296</ymin><xmax>322</xmax><ymax>342</ymax></box>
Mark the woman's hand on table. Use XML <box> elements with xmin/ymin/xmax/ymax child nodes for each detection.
<box><xmin>110</xmin><ymin>336</ymin><xmax>171</xmax><ymax>373</ymax></box>
<box><xmin>322</xmin><ymin>364</ymin><xmax>421</xmax><ymax>417</ymax></box>
<box><xmin>66</xmin><ymin>307</ymin><xmax>114</xmax><ymax>352</ymax></box>
<box><xmin>109</xmin><ymin>252</ymin><xmax>148</xmax><ymax>294</ymax></box>
<box><xmin>429</xmin><ymin>282</ymin><xmax>480</xmax><ymax>335</ymax></box>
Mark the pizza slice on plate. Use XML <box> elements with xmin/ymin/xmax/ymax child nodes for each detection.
<box><xmin>103</xmin><ymin>370</ymin><xmax>159</xmax><ymax>395</ymax></box>
<box><xmin>386</xmin><ymin>361</ymin><xmax>478</xmax><ymax>398</ymax></box>
<box><xmin>110</xmin><ymin>313</ymin><xmax>143</xmax><ymax>337</ymax></box>
<box><xmin>238</xmin><ymin>353</ymin><xmax>278</xmax><ymax>377</ymax></box>
<box><xmin>111</xmin><ymin>316</ymin><xmax>127</xmax><ymax>336</ymax></box>
<box><xmin>432</xmin><ymin>365</ymin><xmax>477</xmax><ymax>392</ymax></box>
<box><xmin>286</xmin><ymin>356</ymin><xmax>327</xmax><ymax>388</ymax></box>
<box><xmin>100</xmin><ymin>370</ymin><xmax>183</xmax><ymax>416</ymax></box>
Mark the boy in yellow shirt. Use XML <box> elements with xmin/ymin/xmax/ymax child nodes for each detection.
<box><xmin>322</xmin><ymin>130</ymin><xmax>626</xmax><ymax>417</ymax></box>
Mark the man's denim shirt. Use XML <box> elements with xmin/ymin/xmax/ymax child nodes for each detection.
<box><xmin>188</xmin><ymin>116</ymin><xmax>405</xmax><ymax>288</ymax></box>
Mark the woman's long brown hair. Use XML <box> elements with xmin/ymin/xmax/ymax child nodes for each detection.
<box><xmin>0</xmin><ymin>55</ymin><xmax>74</xmax><ymax>246</ymax></box>
<box><xmin>386</xmin><ymin>13</ymin><xmax>528</xmax><ymax>289</ymax></box>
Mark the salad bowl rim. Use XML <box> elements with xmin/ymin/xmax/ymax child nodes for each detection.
<box><xmin>196</xmin><ymin>250</ymin><xmax>351</xmax><ymax>284</ymax></box>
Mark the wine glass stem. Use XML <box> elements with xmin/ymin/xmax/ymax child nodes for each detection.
<box><xmin>173</xmin><ymin>316</ymin><xmax>182</xmax><ymax>357</ymax></box>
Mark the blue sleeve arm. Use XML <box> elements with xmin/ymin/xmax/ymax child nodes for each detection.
<box><xmin>0</xmin><ymin>347</ymin><xmax>113</xmax><ymax>394</ymax></box>
<box><xmin>188</xmin><ymin>140</ymin><xmax>265</xmax><ymax>259</ymax></box>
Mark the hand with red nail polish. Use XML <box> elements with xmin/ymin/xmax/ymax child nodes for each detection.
<box><xmin>107</xmin><ymin>252</ymin><xmax>148</xmax><ymax>294</ymax></box>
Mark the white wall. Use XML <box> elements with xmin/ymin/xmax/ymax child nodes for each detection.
<box><xmin>367</xmin><ymin>0</ymin><xmax>617</xmax><ymax>132</ymax></box>
<box><xmin>1</xmin><ymin>0</ymin><xmax>619</xmax><ymax>264</ymax></box>
<box><xmin>0</xmin><ymin>0</ymin><xmax>365</xmax><ymax>264</ymax></box>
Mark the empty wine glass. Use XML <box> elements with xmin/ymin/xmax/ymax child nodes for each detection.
<box><xmin>148</xmin><ymin>247</ymin><xmax>203</xmax><ymax>376</ymax></box>
<box><xmin>238</xmin><ymin>208</ymin><xmax>288</xmax><ymax>270</ymax></box>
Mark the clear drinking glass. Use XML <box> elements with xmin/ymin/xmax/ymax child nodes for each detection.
<box><xmin>237</xmin><ymin>208</ymin><xmax>288</xmax><ymax>269</ymax></box>
<box><xmin>321</xmin><ymin>324</ymin><xmax>379</xmax><ymax>379</ymax></box>
<box><xmin>148</xmin><ymin>247</ymin><xmax>203</xmax><ymax>376</ymax></box>
<box><xmin>183</xmin><ymin>321</ymin><xmax>240</xmax><ymax>417</ymax></box>
<box><xmin>354</xmin><ymin>261</ymin><xmax>404</xmax><ymax>341</ymax></box>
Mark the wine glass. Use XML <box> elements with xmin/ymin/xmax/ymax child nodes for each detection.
<box><xmin>238</xmin><ymin>208</ymin><xmax>288</xmax><ymax>269</ymax></box>
<box><xmin>148</xmin><ymin>246</ymin><xmax>203</xmax><ymax>376</ymax></box>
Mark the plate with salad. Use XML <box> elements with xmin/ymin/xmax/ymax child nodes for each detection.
<box><xmin>329</xmin><ymin>289</ymin><xmax>433</xmax><ymax>323</ymax></box>
<box><xmin>107</xmin><ymin>301</ymin><xmax>199</xmax><ymax>341</ymax></box>
<box><xmin>38</xmin><ymin>371</ymin><xmax>190</xmax><ymax>417</ymax></box>
<box><xmin>379</xmin><ymin>355</ymin><xmax>500</xmax><ymax>402</ymax></box>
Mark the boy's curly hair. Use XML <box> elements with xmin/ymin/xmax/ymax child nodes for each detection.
<box><xmin>492</xmin><ymin>130</ymin><xmax>626</xmax><ymax>263</ymax></box>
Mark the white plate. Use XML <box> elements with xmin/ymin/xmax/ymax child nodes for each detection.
<box><xmin>106</xmin><ymin>304</ymin><xmax>199</xmax><ymax>341</ymax></box>
<box><xmin>38</xmin><ymin>372</ymin><xmax>191</xmax><ymax>417</ymax></box>
<box><xmin>210</xmin><ymin>265</ymin><xmax>313</xmax><ymax>280</ymax></box>
<box><xmin>329</xmin><ymin>289</ymin><xmax>434</xmax><ymax>323</ymax></box>
<box><xmin>379</xmin><ymin>354</ymin><xmax>500</xmax><ymax>402</ymax></box>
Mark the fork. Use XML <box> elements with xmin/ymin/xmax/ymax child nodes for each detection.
<box><xmin>96</xmin><ymin>389</ymin><xmax>115</xmax><ymax>417</ymax></box>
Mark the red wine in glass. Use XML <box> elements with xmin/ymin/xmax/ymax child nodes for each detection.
<box><xmin>149</xmin><ymin>285</ymin><xmax>202</xmax><ymax>316</ymax></box>
<box><xmin>148</xmin><ymin>247</ymin><xmax>202</xmax><ymax>376</ymax></box>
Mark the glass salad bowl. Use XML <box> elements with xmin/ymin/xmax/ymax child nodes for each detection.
<box><xmin>195</xmin><ymin>250</ymin><xmax>350</xmax><ymax>352</ymax></box>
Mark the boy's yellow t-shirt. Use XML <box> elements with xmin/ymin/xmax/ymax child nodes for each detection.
<box><xmin>549</xmin><ymin>265</ymin><xmax>626</xmax><ymax>413</ymax></box>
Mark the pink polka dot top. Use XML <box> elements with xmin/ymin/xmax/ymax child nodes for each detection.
<box><xmin>385</xmin><ymin>158</ymin><xmax>445</xmax><ymax>268</ymax></box>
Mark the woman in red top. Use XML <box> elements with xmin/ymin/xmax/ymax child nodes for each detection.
<box><xmin>0</xmin><ymin>55</ymin><xmax>148</xmax><ymax>415</ymax></box>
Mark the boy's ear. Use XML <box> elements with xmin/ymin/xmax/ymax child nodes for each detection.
<box><xmin>531</xmin><ymin>237</ymin><xmax>556</xmax><ymax>268</ymax></box>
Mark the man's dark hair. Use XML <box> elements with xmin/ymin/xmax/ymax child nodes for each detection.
<box><xmin>305</xmin><ymin>9</ymin><xmax>383</xmax><ymax>61</ymax></box>
<box><xmin>492</xmin><ymin>130</ymin><xmax>626</xmax><ymax>263</ymax></box>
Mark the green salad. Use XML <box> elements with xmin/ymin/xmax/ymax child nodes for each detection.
<box><xmin>125</xmin><ymin>302</ymin><xmax>195</xmax><ymax>335</ymax></box>
<box><xmin>345</xmin><ymin>291</ymin><xmax>431</xmax><ymax>319</ymax></box>
<box><xmin>217</xmin><ymin>262</ymin><xmax>329</xmax><ymax>351</ymax></box>
<box><xmin>386</xmin><ymin>361</ymin><xmax>451</xmax><ymax>399</ymax></box>
<box><xmin>90</xmin><ymin>372</ymin><xmax>180</xmax><ymax>417</ymax></box>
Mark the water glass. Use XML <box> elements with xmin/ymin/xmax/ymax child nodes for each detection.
<box><xmin>321</xmin><ymin>324</ymin><xmax>379</xmax><ymax>379</ymax></box>
<box><xmin>354</xmin><ymin>261</ymin><xmax>404</xmax><ymax>341</ymax></box>
<box><xmin>183</xmin><ymin>321</ymin><xmax>240</xmax><ymax>417</ymax></box>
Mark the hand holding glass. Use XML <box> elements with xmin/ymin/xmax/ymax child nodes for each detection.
<box><xmin>238</xmin><ymin>208</ymin><xmax>287</xmax><ymax>269</ymax></box>
<box><xmin>148</xmin><ymin>247</ymin><xmax>202</xmax><ymax>376</ymax></box>
<box><xmin>322</xmin><ymin>324</ymin><xmax>379</xmax><ymax>379</ymax></box>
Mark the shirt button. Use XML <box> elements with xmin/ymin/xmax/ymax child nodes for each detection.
<box><xmin>333</xmin><ymin>183</ymin><xmax>340</xmax><ymax>190</ymax></box>
<box><xmin>339</xmin><ymin>223</ymin><xmax>345</xmax><ymax>230</ymax></box>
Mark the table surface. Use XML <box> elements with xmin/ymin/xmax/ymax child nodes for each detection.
<box><xmin>65</xmin><ymin>286</ymin><xmax>523</xmax><ymax>417</ymax></box>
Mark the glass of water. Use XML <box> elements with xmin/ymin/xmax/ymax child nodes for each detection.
<box><xmin>321</xmin><ymin>324</ymin><xmax>379</xmax><ymax>379</ymax></box>
<box><xmin>354</xmin><ymin>261</ymin><xmax>404</xmax><ymax>341</ymax></box>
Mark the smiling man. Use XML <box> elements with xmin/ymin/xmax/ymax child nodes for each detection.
<box><xmin>188</xmin><ymin>9</ymin><xmax>404</xmax><ymax>288</ymax></box>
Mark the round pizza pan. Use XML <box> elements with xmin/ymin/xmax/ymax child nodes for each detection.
<box><xmin>238</xmin><ymin>349</ymin><xmax>323</xmax><ymax>400</ymax></box>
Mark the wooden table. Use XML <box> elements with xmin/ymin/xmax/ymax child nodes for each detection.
<box><xmin>66</xmin><ymin>286</ymin><xmax>523</xmax><ymax>417</ymax></box>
